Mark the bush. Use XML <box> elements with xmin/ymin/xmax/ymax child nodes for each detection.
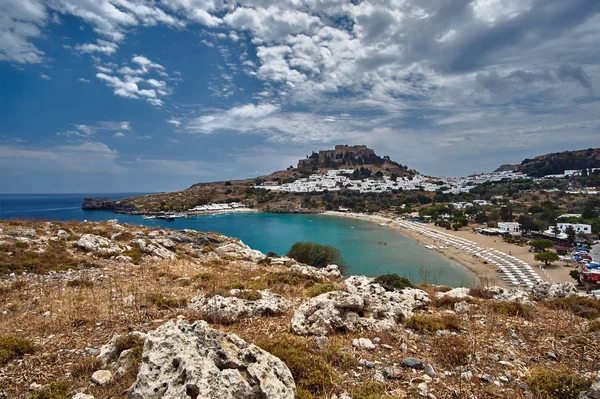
<box><xmin>145</xmin><ymin>293</ymin><xmax>187</xmax><ymax>310</ymax></box>
<box><xmin>307</xmin><ymin>284</ymin><xmax>340</xmax><ymax>298</ymax></box>
<box><xmin>30</xmin><ymin>381</ymin><xmax>70</xmax><ymax>399</ymax></box>
<box><xmin>287</xmin><ymin>242</ymin><xmax>345</xmax><ymax>271</ymax></box>
<box><xmin>123</xmin><ymin>247</ymin><xmax>143</xmax><ymax>264</ymax></box>
<box><xmin>0</xmin><ymin>240</ymin><xmax>80</xmax><ymax>275</ymax></box>
<box><xmin>0</xmin><ymin>335</ymin><xmax>35</xmax><ymax>365</ymax></box>
<box><xmin>406</xmin><ymin>314</ymin><xmax>461</xmax><ymax>333</ymax></box>
<box><xmin>231</xmin><ymin>290</ymin><xmax>262</xmax><ymax>301</ymax></box>
<box><xmin>373</xmin><ymin>274</ymin><xmax>414</xmax><ymax>291</ymax></box>
<box><xmin>545</xmin><ymin>297</ymin><xmax>600</xmax><ymax>319</ymax></box>
<box><xmin>110</xmin><ymin>334</ymin><xmax>145</xmax><ymax>370</ymax></box>
<box><xmin>527</xmin><ymin>367</ymin><xmax>590</xmax><ymax>399</ymax></box>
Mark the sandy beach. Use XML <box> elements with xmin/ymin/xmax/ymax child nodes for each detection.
<box><xmin>324</xmin><ymin>211</ymin><xmax>576</xmax><ymax>287</ymax></box>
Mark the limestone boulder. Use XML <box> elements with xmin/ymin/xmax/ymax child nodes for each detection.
<box><xmin>189</xmin><ymin>290</ymin><xmax>290</xmax><ymax>324</ymax></box>
<box><xmin>292</xmin><ymin>276</ymin><xmax>430</xmax><ymax>335</ymax></box>
<box><xmin>486</xmin><ymin>286</ymin><xmax>533</xmax><ymax>306</ymax></box>
<box><xmin>436</xmin><ymin>287</ymin><xmax>472</xmax><ymax>299</ymax></box>
<box><xmin>128</xmin><ymin>320</ymin><xmax>296</xmax><ymax>399</ymax></box>
<box><xmin>77</xmin><ymin>234</ymin><xmax>123</xmax><ymax>255</ymax></box>
<box><xmin>214</xmin><ymin>240</ymin><xmax>264</xmax><ymax>261</ymax></box>
<box><xmin>290</xmin><ymin>264</ymin><xmax>341</xmax><ymax>279</ymax></box>
<box><xmin>531</xmin><ymin>281</ymin><xmax>579</xmax><ymax>300</ymax></box>
<box><xmin>131</xmin><ymin>238</ymin><xmax>175</xmax><ymax>260</ymax></box>
<box><xmin>578</xmin><ymin>372</ymin><xmax>600</xmax><ymax>399</ymax></box>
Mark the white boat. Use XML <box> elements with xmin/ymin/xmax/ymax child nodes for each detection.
<box><xmin>142</xmin><ymin>215</ymin><xmax>156</xmax><ymax>219</ymax></box>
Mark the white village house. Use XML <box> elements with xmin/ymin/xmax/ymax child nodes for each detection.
<box><xmin>557</xmin><ymin>223</ymin><xmax>593</xmax><ymax>235</ymax></box>
<box><xmin>497</xmin><ymin>222</ymin><xmax>521</xmax><ymax>234</ymax></box>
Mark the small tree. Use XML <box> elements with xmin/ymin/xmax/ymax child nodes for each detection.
<box><xmin>530</xmin><ymin>239</ymin><xmax>554</xmax><ymax>252</ymax></box>
<box><xmin>535</xmin><ymin>251</ymin><xmax>560</xmax><ymax>266</ymax></box>
<box><xmin>565</xmin><ymin>225</ymin><xmax>576</xmax><ymax>242</ymax></box>
<box><xmin>287</xmin><ymin>242</ymin><xmax>346</xmax><ymax>272</ymax></box>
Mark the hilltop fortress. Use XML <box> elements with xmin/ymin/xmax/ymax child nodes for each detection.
<box><xmin>298</xmin><ymin>145</ymin><xmax>398</xmax><ymax>169</ymax></box>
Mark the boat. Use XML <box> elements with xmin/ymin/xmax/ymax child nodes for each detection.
<box><xmin>142</xmin><ymin>215</ymin><xmax>156</xmax><ymax>219</ymax></box>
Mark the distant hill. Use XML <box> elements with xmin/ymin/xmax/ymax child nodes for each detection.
<box><xmin>496</xmin><ymin>148</ymin><xmax>600</xmax><ymax>177</ymax></box>
<box><xmin>84</xmin><ymin>145</ymin><xmax>415</xmax><ymax>213</ymax></box>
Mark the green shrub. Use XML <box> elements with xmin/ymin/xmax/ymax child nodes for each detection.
<box><xmin>373</xmin><ymin>274</ymin><xmax>414</xmax><ymax>291</ymax></box>
<box><xmin>145</xmin><ymin>293</ymin><xmax>187</xmax><ymax>310</ymax></box>
<box><xmin>405</xmin><ymin>314</ymin><xmax>460</xmax><ymax>333</ymax></box>
<box><xmin>0</xmin><ymin>335</ymin><xmax>35</xmax><ymax>365</ymax></box>
<box><xmin>113</xmin><ymin>334</ymin><xmax>145</xmax><ymax>369</ymax></box>
<box><xmin>66</xmin><ymin>279</ymin><xmax>94</xmax><ymax>289</ymax></box>
<box><xmin>287</xmin><ymin>242</ymin><xmax>345</xmax><ymax>271</ymax></box>
<box><xmin>468</xmin><ymin>287</ymin><xmax>495</xmax><ymax>299</ymax></box>
<box><xmin>257</xmin><ymin>257</ymin><xmax>272</xmax><ymax>265</ymax></box>
<box><xmin>30</xmin><ymin>381</ymin><xmax>70</xmax><ymax>399</ymax></box>
<box><xmin>307</xmin><ymin>283</ymin><xmax>339</xmax><ymax>298</ymax></box>
<box><xmin>0</xmin><ymin>240</ymin><xmax>80</xmax><ymax>275</ymax></box>
<box><xmin>527</xmin><ymin>367</ymin><xmax>590</xmax><ymax>399</ymax></box>
<box><xmin>123</xmin><ymin>247</ymin><xmax>143</xmax><ymax>264</ymax></box>
<box><xmin>231</xmin><ymin>290</ymin><xmax>262</xmax><ymax>301</ymax></box>
<box><xmin>544</xmin><ymin>297</ymin><xmax>600</xmax><ymax>319</ymax></box>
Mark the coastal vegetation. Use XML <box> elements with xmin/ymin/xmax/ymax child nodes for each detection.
<box><xmin>287</xmin><ymin>242</ymin><xmax>346</xmax><ymax>271</ymax></box>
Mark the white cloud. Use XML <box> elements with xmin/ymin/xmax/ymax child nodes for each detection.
<box><xmin>113</xmin><ymin>132</ymin><xmax>125</xmax><ymax>137</ymax></box>
<box><xmin>166</xmin><ymin>118</ymin><xmax>181</xmax><ymax>126</ymax></box>
<box><xmin>78</xmin><ymin>77</ymin><xmax>91</xmax><ymax>83</ymax></box>
<box><xmin>40</xmin><ymin>73</ymin><xmax>51</xmax><ymax>80</ymax></box>
<box><xmin>75</xmin><ymin>39</ymin><xmax>118</xmax><ymax>55</ymax></box>
<box><xmin>95</xmin><ymin>55</ymin><xmax>171</xmax><ymax>106</ymax></box>
<box><xmin>187</xmin><ymin>103</ymin><xmax>279</xmax><ymax>133</ymax></box>
<box><xmin>0</xmin><ymin>0</ymin><xmax>46</xmax><ymax>63</ymax></box>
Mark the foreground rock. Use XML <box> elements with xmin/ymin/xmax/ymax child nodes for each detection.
<box><xmin>189</xmin><ymin>290</ymin><xmax>290</xmax><ymax>323</ymax></box>
<box><xmin>291</xmin><ymin>276</ymin><xmax>430</xmax><ymax>335</ymax></box>
<box><xmin>128</xmin><ymin>320</ymin><xmax>295</xmax><ymax>399</ymax></box>
<box><xmin>579</xmin><ymin>372</ymin><xmax>600</xmax><ymax>398</ymax></box>
<box><xmin>214</xmin><ymin>239</ymin><xmax>265</xmax><ymax>261</ymax></box>
<box><xmin>77</xmin><ymin>234</ymin><xmax>123</xmax><ymax>255</ymax></box>
<box><xmin>131</xmin><ymin>238</ymin><xmax>176</xmax><ymax>260</ymax></box>
<box><xmin>290</xmin><ymin>264</ymin><xmax>341</xmax><ymax>279</ymax></box>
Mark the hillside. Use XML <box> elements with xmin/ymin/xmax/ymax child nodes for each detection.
<box><xmin>1</xmin><ymin>220</ymin><xmax>599</xmax><ymax>398</ymax></box>
<box><xmin>82</xmin><ymin>145</ymin><xmax>416</xmax><ymax>214</ymax></box>
<box><xmin>497</xmin><ymin>148</ymin><xmax>600</xmax><ymax>177</ymax></box>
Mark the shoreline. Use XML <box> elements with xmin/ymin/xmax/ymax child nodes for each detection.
<box><xmin>323</xmin><ymin>211</ymin><xmax>501</xmax><ymax>287</ymax></box>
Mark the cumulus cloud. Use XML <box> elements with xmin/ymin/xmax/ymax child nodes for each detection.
<box><xmin>113</xmin><ymin>132</ymin><xmax>125</xmax><ymax>137</ymax></box>
<box><xmin>0</xmin><ymin>0</ymin><xmax>47</xmax><ymax>63</ymax></box>
<box><xmin>75</xmin><ymin>39</ymin><xmax>118</xmax><ymax>55</ymax></box>
<box><xmin>95</xmin><ymin>55</ymin><xmax>171</xmax><ymax>106</ymax></box>
<box><xmin>40</xmin><ymin>73</ymin><xmax>51</xmax><ymax>80</ymax></box>
<box><xmin>187</xmin><ymin>103</ymin><xmax>279</xmax><ymax>133</ymax></box>
<box><xmin>166</xmin><ymin>118</ymin><xmax>181</xmax><ymax>126</ymax></box>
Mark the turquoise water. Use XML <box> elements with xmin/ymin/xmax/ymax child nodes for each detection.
<box><xmin>0</xmin><ymin>194</ymin><xmax>476</xmax><ymax>286</ymax></box>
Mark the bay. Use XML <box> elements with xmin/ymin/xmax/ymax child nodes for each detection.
<box><xmin>0</xmin><ymin>193</ymin><xmax>476</xmax><ymax>286</ymax></box>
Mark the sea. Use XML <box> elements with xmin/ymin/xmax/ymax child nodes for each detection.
<box><xmin>0</xmin><ymin>193</ymin><xmax>476</xmax><ymax>286</ymax></box>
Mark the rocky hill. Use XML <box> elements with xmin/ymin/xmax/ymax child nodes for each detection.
<box><xmin>495</xmin><ymin>148</ymin><xmax>600</xmax><ymax>177</ymax></box>
<box><xmin>80</xmin><ymin>145</ymin><xmax>415</xmax><ymax>214</ymax></box>
<box><xmin>298</xmin><ymin>145</ymin><xmax>411</xmax><ymax>175</ymax></box>
<box><xmin>1</xmin><ymin>220</ymin><xmax>600</xmax><ymax>398</ymax></box>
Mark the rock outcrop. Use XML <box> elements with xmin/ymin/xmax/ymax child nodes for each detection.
<box><xmin>290</xmin><ymin>264</ymin><xmax>341</xmax><ymax>279</ymax></box>
<box><xmin>291</xmin><ymin>276</ymin><xmax>430</xmax><ymax>335</ymax></box>
<box><xmin>214</xmin><ymin>240</ymin><xmax>264</xmax><ymax>261</ymax></box>
<box><xmin>77</xmin><ymin>234</ymin><xmax>123</xmax><ymax>255</ymax></box>
<box><xmin>131</xmin><ymin>238</ymin><xmax>176</xmax><ymax>260</ymax></box>
<box><xmin>82</xmin><ymin>197</ymin><xmax>139</xmax><ymax>213</ymax></box>
<box><xmin>128</xmin><ymin>320</ymin><xmax>296</xmax><ymax>399</ymax></box>
<box><xmin>189</xmin><ymin>290</ymin><xmax>291</xmax><ymax>323</ymax></box>
<box><xmin>531</xmin><ymin>281</ymin><xmax>580</xmax><ymax>300</ymax></box>
<box><xmin>579</xmin><ymin>372</ymin><xmax>600</xmax><ymax>399</ymax></box>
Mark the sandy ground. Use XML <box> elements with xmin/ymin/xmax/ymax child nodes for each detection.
<box><xmin>324</xmin><ymin>211</ymin><xmax>576</xmax><ymax>286</ymax></box>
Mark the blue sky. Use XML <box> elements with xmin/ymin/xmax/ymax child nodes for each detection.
<box><xmin>1</xmin><ymin>0</ymin><xmax>599</xmax><ymax>193</ymax></box>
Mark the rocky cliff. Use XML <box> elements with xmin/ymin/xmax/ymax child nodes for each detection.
<box><xmin>82</xmin><ymin>197</ymin><xmax>141</xmax><ymax>213</ymax></box>
<box><xmin>1</xmin><ymin>219</ymin><xmax>599</xmax><ymax>399</ymax></box>
<box><xmin>297</xmin><ymin>144</ymin><xmax>410</xmax><ymax>174</ymax></box>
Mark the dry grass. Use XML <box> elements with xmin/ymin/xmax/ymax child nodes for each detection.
<box><xmin>544</xmin><ymin>297</ymin><xmax>600</xmax><ymax>320</ymax></box>
<box><xmin>487</xmin><ymin>301</ymin><xmax>534</xmax><ymax>320</ymax></box>
<box><xmin>433</xmin><ymin>335</ymin><xmax>471</xmax><ymax>367</ymax></box>
<box><xmin>306</xmin><ymin>283</ymin><xmax>341</xmax><ymax>298</ymax></box>
<box><xmin>145</xmin><ymin>293</ymin><xmax>187</xmax><ymax>310</ymax></box>
<box><xmin>70</xmin><ymin>357</ymin><xmax>103</xmax><ymax>378</ymax></box>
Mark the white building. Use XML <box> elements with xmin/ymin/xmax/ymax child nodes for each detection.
<box><xmin>498</xmin><ymin>222</ymin><xmax>521</xmax><ymax>233</ymax></box>
<box><xmin>557</xmin><ymin>223</ymin><xmax>592</xmax><ymax>235</ymax></box>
